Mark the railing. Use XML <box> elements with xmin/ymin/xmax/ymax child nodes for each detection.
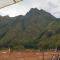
<box><xmin>51</xmin><ymin>54</ymin><xmax>60</xmax><ymax>60</ymax></box>
<box><xmin>0</xmin><ymin>0</ymin><xmax>23</xmax><ymax>9</ymax></box>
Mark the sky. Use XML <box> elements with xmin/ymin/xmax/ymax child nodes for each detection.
<box><xmin>0</xmin><ymin>0</ymin><xmax>60</xmax><ymax>18</ymax></box>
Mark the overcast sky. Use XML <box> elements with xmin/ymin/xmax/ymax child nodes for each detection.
<box><xmin>0</xmin><ymin>0</ymin><xmax>60</xmax><ymax>18</ymax></box>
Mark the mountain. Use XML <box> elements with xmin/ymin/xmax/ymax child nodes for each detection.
<box><xmin>0</xmin><ymin>8</ymin><xmax>60</xmax><ymax>50</ymax></box>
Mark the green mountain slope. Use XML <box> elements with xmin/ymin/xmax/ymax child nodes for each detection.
<box><xmin>0</xmin><ymin>8</ymin><xmax>60</xmax><ymax>50</ymax></box>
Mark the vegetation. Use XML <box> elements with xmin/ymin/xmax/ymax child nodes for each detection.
<box><xmin>0</xmin><ymin>8</ymin><xmax>60</xmax><ymax>50</ymax></box>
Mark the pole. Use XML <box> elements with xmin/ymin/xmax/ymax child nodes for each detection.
<box><xmin>42</xmin><ymin>51</ymin><xmax>44</xmax><ymax>60</ymax></box>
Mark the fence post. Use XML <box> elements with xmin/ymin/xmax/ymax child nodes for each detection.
<box><xmin>42</xmin><ymin>51</ymin><xmax>44</xmax><ymax>60</ymax></box>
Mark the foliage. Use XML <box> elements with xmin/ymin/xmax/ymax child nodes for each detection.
<box><xmin>0</xmin><ymin>8</ymin><xmax>60</xmax><ymax>50</ymax></box>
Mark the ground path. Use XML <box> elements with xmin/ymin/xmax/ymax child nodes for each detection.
<box><xmin>0</xmin><ymin>51</ymin><xmax>60</xmax><ymax>60</ymax></box>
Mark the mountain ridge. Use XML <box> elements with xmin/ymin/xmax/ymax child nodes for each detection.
<box><xmin>0</xmin><ymin>8</ymin><xmax>57</xmax><ymax>18</ymax></box>
<box><xmin>0</xmin><ymin>8</ymin><xmax>60</xmax><ymax>50</ymax></box>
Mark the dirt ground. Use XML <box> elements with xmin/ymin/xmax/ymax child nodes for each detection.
<box><xmin>0</xmin><ymin>51</ymin><xmax>60</xmax><ymax>60</ymax></box>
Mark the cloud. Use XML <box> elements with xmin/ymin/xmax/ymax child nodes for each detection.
<box><xmin>0</xmin><ymin>0</ymin><xmax>60</xmax><ymax>18</ymax></box>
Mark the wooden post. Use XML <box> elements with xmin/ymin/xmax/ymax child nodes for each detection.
<box><xmin>42</xmin><ymin>51</ymin><xmax>44</xmax><ymax>60</ymax></box>
<box><xmin>9</xmin><ymin>48</ymin><xmax>10</xmax><ymax>53</ymax></box>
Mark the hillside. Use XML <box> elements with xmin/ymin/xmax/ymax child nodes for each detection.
<box><xmin>0</xmin><ymin>8</ymin><xmax>60</xmax><ymax>50</ymax></box>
